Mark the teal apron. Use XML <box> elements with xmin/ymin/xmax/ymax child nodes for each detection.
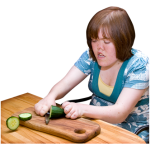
<box><xmin>88</xmin><ymin>59</ymin><xmax>149</xmax><ymax>107</ymax></box>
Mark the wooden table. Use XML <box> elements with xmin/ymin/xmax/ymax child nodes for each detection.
<box><xmin>1</xmin><ymin>93</ymin><xmax>146</xmax><ymax>144</ymax></box>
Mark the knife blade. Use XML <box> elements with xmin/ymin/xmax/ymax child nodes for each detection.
<box><xmin>45</xmin><ymin>111</ymin><xmax>50</xmax><ymax>125</ymax></box>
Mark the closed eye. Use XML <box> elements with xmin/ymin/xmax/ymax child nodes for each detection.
<box><xmin>91</xmin><ymin>39</ymin><xmax>97</xmax><ymax>43</ymax></box>
<box><xmin>104</xmin><ymin>40</ymin><xmax>110</xmax><ymax>44</ymax></box>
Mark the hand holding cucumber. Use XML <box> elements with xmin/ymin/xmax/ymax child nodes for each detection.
<box><xmin>34</xmin><ymin>95</ymin><xmax>56</xmax><ymax>116</ymax></box>
<box><xmin>62</xmin><ymin>102</ymin><xmax>83</xmax><ymax>119</ymax></box>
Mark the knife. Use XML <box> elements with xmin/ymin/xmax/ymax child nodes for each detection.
<box><xmin>45</xmin><ymin>111</ymin><xmax>50</xmax><ymax>125</ymax></box>
<box><xmin>45</xmin><ymin>102</ymin><xmax>61</xmax><ymax>125</ymax></box>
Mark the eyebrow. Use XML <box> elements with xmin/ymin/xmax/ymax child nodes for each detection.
<box><xmin>91</xmin><ymin>37</ymin><xmax>111</xmax><ymax>40</ymax></box>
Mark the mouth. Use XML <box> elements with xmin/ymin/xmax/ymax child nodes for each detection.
<box><xmin>98</xmin><ymin>53</ymin><xmax>105</xmax><ymax>58</ymax></box>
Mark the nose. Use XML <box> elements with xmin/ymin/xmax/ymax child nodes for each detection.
<box><xmin>97</xmin><ymin>40</ymin><xmax>104</xmax><ymax>50</ymax></box>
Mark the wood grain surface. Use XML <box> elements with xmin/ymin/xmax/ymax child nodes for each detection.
<box><xmin>12</xmin><ymin>107</ymin><xmax>100</xmax><ymax>143</ymax></box>
<box><xmin>1</xmin><ymin>93</ymin><xmax>146</xmax><ymax>144</ymax></box>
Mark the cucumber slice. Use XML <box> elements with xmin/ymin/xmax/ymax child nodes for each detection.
<box><xmin>19</xmin><ymin>113</ymin><xmax>32</xmax><ymax>121</ymax></box>
<box><xmin>50</xmin><ymin>105</ymin><xmax>65</xmax><ymax>118</ymax></box>
<box><xmin>6</xmin><ymin>116</ymin><xmax>20</xmax><ymax>130</ymax></box>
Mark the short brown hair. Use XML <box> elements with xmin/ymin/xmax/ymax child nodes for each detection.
<box><xmin>86</xmin><ymin>6</ymin><xmax>135</xmax><ymax>61</ymax></box>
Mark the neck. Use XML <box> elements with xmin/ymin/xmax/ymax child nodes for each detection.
<box><xmin>101</xmin><ymin>60</ymin><xmax>123</xmax><ymax>71</ymax></box>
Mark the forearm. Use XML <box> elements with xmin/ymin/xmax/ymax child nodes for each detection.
<box><xmin>34</xmin><ymin>79</ymin><xmax>74</xmax><ymax>116</ymax></box>
<box><xmin>46</xmin><ymin>65</ymin><xmax>87</xmax><ymax>101</ymax></box>
<box><xmin>47</xmin><ymin>79</ymin><xmax>73</xmax><ymax>101</ymax></box>
<box><xmin>80</xmin><ymin>103</ymin><xmax>126</xmax><ymax>124</ymax></box>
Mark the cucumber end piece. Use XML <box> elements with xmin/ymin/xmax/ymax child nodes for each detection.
<box><xmin>6</xmin><ymin>116</ymin><xmax>20</xmax><ymax>130</ymax></box>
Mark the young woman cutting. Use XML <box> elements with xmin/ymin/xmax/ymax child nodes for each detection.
<box><xmin>34</xmin><ymin>7</ymin><xmax>149</xmax><ymax>142</ymax></box>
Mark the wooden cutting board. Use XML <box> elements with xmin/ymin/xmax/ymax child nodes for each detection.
<box><xmin>12</xmin><ymin>107</ymin><xmax>100</xmax><ymax>143</ymax></box>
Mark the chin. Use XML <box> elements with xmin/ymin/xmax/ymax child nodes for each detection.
<box><xmin>97</xmin><ymin>61</ymin><xmax>106</xmax><ymax>67</ymax></box>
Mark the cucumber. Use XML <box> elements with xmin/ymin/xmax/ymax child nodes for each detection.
<box><xmin>6</xmin><ymin>116</ymin><xmax>20</xmax><ymax>130</ymax></box>
<box><xmin>19</xmin><ymin>113</ymin><xmax>32</xmax><ymax>121</ymax></box>
<box><xmin>50</xmin><ymin>105</ymin><xmax>65</xmax><ymax>118</ymax></box>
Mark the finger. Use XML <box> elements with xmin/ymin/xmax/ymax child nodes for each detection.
<box><xmin>34</xmin><ymin>99</ymin><xmax>45</xmax><ymax>114</ymax></box>
<box><xmin>39</xmin><ymin>105</ymin><xmax>49</xmax><ymax>116</ymax></box>
<box><xmin>65</xmin><ymin>108</ymin><xmax>75</xmax><ymax>118</ymax></box>
<box><xmin>70</xmin><ymin>112</ymin><xmax>78</xmax><ymax>119</ymax></box>
<box><xmin>64</xmin><ymin>104</ymin><xmax>72</xmax><ymax>114</ymax></box>
<box><xmin>34</xmin><ymin>104</ymin><xmax>41</xmax><ymax>115</ymax></box>
<box><xmin>62</xmin><ymin>101</ymin><xmax>70</xmax><ymax>109</ymax></box>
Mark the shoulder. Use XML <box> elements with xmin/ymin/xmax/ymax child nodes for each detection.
<box><xmin>77</xmin><ymin>48</ymin><xmax>93</xmax><ymax>64</ymax></box>
<box><xmin>130</xmin><ymin>48</ymin><xmax>149</xmax><ymax>63</ymax></box>
<box><xmin>125</xmin><ymin>49</ymin><xmax>149</xmax><ymax>75</ymax></box>
<box><xmin>79</xmin><ymin>49</ymin><xmax>94</xmax><ymax>61</ymax></box>
<box><xmin>74</xmin><ymin>49</ymin><xmax>95</xmax><ymax>75</ymax></box>
<box><xmin>124</xmin><ymin>48</ymin><xmax>149</xmax><ymax>89</ymax></box>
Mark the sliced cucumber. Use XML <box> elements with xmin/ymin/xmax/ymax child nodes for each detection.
<box><xmin>6</xmin><ymin>116</ymin><xmax>20</xmax><ymax>130</ymax></box>
<box><xmin>50</xmin><ymin>105</ymin><xmax>65</xmax><ymax>118</ymax></box>
<box><xmin>19</xmin><ymin>113</ymin><xmax>32</xmax><ymax>121</ymax></box>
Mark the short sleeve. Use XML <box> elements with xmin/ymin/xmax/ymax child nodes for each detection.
<box><xmin>74</xmin><ymin>49</ymin><xmax>93</xmax><ymax>75</ymax></box>
<box><xmin>124</xmin><ymin>50</ymin><xmax>149</xmax><ymax>89</ymax></box>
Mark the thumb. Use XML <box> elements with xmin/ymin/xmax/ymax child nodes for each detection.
<box><xmin>62</xmin><ymin>101</ymin><xmax>70</xmax><ymax>109</ymax></box>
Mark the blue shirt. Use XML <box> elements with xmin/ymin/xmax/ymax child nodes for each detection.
<box><xmin>75</xmin><ymin>48</ymin><xmax>149</xmax><ymax>102</ymax></box>
<box><xmin>74</xmin><ymin>48</ymin><xmax>149</xmax><ymax>142</ymax></box>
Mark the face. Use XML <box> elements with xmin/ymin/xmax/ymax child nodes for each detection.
<box><xmin>91</xmin><ymin>30</ymin><xmax>120</xmax><ymax>69</ymax></box>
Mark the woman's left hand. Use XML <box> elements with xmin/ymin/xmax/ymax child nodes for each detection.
<box><xmin>62</xmin><ymin>102</ymin><xmax>83</xmax><ymax>119</ymax></box>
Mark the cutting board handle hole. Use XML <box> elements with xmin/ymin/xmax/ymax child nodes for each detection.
<box><xmin>74</xmin><ymin>128</ymin><xmax>86</xmax><ymax>134</ymax></box>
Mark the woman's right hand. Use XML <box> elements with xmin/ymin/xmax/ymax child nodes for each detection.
<box><xmin>34</xmin><ymin>95</ymin><xmax>56</xmax><ymax>116</ymax></box>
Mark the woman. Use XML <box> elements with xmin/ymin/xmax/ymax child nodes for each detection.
<box><xmin>34</xmin><ymin>7</ymin><xmax>149</xmax><ymax>142</ymax></box>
